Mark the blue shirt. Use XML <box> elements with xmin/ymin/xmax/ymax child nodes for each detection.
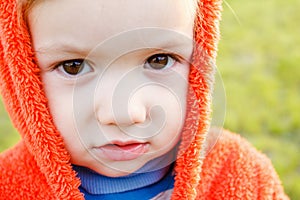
<box><xmin>73</xmin><ymin>149</ymin><xmax>177</xmax><ymax>199</ymax></box>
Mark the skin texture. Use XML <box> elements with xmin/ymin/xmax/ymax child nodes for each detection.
<box><xmin>28</xmin><ymin>0</ymin><xmax>196</xmax><ymax>177</ymax></box>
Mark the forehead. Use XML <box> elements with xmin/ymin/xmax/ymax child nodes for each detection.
<box><xmin>29</xmin><ymin>0</ymin><xmax>196</xmax><ymax>49</ymax></box>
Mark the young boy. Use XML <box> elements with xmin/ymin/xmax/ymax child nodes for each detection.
<box><xmin>0</xmin><ymin>0</ymin><xmax>289</xmax><ymax>199</ymax></box>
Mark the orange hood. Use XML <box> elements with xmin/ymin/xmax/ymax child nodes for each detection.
<box><xmin>0</xmin><ymin>0</ymin><xmax>222</xmax><ymax>199</ymax></box>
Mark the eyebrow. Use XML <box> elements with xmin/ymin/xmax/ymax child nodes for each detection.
<box><xmin>35</xmin><ymin>43</ymin><xmax>91</xmax><ymax>57</ymax></box>
<box><xmin>35</xmin><ymin>36</ymin><xmax>193</xmax><ymax>58</ymax></box>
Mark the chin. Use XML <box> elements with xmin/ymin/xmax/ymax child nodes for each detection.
<box><xmin>91</xmin><ymin>166</ymin><xmax>138</xmax><ymax>177</ymax></box>
<box><xmin>84</xmin><ymin>161</ymin><xmax>145</xmax><ymax>177</ymax></box>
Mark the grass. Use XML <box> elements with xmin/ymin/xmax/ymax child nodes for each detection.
<box><xmin>217</xmin><ymin>0</ymin><xmax>300</xmax><ymax>198</ymax></box>
<box><xmin>0</xmin><ymin>0</ymin><xmax>299</xmax><ymax>198</ymax></box>
<box><xmin>0</xmin><ymin>99</ymin><xmax>20</xmax><ymax>151</ymax></box>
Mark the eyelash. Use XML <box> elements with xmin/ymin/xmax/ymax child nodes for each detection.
<box><xmin>53</xmin><ymin>59</ymin><xmax>93</xmax><ymax>78</ymax></box>
<box><xmin>52</xmin><ymin>53</ymin><xmax>181</xmax><ymax>78</ymax></box>
<box><xmin>144</xmin><ymin>53</ymin><xmax>181</xmax><ymax>71</ymax></box>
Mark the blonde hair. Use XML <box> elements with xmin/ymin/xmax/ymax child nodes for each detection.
<box><xmin>17</xmin><ymin>0</ymin><xmax>39</xmax><ymax>24</ymax></box>
<box><xmin>18</xmin><ymin>0</ymin><xmax>199</xmax><ymax>23</ymax></box>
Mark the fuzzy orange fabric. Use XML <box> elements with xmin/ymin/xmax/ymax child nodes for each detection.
<box><xmin>0</xmin><ymin>0</ymin><xmax>288</xmax><ymax>199</ymax></box>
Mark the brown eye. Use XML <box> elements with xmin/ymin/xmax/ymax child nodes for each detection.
<box><xmin>145</xmin><ymin>54</ymin><xmax>176</xmax><ymax>70</ymax></box>
<box><xmin>55</xmin><ymin>59</ymin><xmax>93</xmax><ymax>78</ymax></box>
<box><xmin>62</xmin><ymin>59</ymin><xmax>84</xmax><ymax>75</ymax></box>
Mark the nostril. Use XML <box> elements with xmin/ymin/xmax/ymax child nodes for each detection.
<box><xmin>129</xmin><ymin>106</ymin><xmax>147</xmax><ymax>124</ymax></box>
<box><xmin>96</xmin><ymin>105</ymin><xmax>147</xmax><ymax>126</ymax></box>
<box><xmin>95</xmin><ymin>107</ymin><xmax>116</xmax><ymax>125</ymax></box>
<box><xmin>97</xmin><ymin>115</ymin><xmax>115</xmax><ymax>125</ymax></box>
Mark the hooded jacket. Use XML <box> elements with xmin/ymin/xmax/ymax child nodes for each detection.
<box><xmin>0</xmin><ymin>0</ymin><xmax>289</xmax><ymax>199</ymax></box>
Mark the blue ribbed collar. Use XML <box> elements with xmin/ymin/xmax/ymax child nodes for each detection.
<box><xmin>73</xmin><ymin>149</ymin><xmax>176</xmax><ymax>194</ymax></box>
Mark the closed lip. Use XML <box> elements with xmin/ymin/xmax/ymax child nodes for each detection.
<box><xmin>92</xmin><ymin>141</ymin><xmax>150</xmax><ymax>161</ymax></box>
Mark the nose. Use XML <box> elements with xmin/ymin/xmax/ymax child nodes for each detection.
<box><xmin>96</xmin><ymin>101</ymin><xmax>147</xmax><ymax>126</ymax></box>
<box><xmin>95</xmin><ymin>77</ymin><xmax>147</xmax><ymax>126</ymax></box>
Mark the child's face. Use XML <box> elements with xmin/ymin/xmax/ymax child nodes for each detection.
<box><xmin>29</xmin><ymin>0</ymin><xmax>196</xmax><ymax>177</ymax></box>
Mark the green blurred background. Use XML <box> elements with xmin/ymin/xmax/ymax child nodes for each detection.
<box><xmin>0</xmin><ymin>0</ymin><xmax>299</xmax><ymax>199</ymax></box>
<box><xmin>217</xmin><ymin>0</ymin><xmax>300</xmax><ymax>199</ymax></box>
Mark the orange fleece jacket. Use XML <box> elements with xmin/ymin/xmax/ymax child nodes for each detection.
<box><xmin>0</xmin><ymin>0</ymin><xmax>289</xmax><ymax>199</ymax></box>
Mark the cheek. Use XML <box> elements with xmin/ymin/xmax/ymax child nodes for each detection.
<box><xmin>42</xmin><ymin>80</ymin><xmax>89</xmax><ymax>159</ymax></box>
<box><xmin>41</xmin><ymin>74</ymin><xmax>76</xmax><ymax>137</ymax></box>
<box><xmin>144</xmin><ymin>83</ymin><xmax>187</xmax><ymax>150</ymax></box>
<box><xmin>149</xmin><ymin>116</ymin><xmax>183</xmax><ymax>156</ymax></box>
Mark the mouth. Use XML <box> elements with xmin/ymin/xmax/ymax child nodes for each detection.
<box><xmin>93</xmin><ymin>141</ymin><xmax>150</xmax><ymax>161</ymax></box>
